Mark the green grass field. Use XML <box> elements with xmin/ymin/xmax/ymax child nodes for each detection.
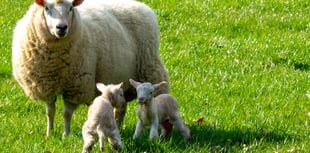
<box><xmin>1</xmin><ymin>0</ymin><xmax>310</xmax><ymax>152</ymax></box>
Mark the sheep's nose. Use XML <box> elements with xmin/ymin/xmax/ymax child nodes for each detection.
<box><xmin>56</xmin><ymin>24</ymin><xmax>68</xmax><ymax>37</ymax></box>
<box><xmin>138</xmin><ymin>97</ymin><xmax>145</xmax><ymax>103</ymax></box>
<box><xmin>56</xmin><ymin>24</ymin><xmax>68</xmax><ymax>31</ymax></box>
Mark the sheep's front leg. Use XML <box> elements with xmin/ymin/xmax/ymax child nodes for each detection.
<box><xmin>114</xmin><ymin>102</ymin><xmax>127</xmax><ymax>128</ymax></box>
<box><xmin>133</xmin><ymin>119</ymin><xmax>144</xmax><ymax>139</ymax></box>
<box><xmin>149</xmin><ymin>118</ymin><xmax>159</xmax><ymax>140</ymax></box>
<box><xmin>45</xmin><ymin>102</ymin><xmax>56</xmax><ymax>137</ymax></box>
<box><xmin>63</xmin><ymin>102</ymin><xmax>78</xmax><ymax>136</ymax></box>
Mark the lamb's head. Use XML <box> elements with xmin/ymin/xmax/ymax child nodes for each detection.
<box><xmin>129</xmin><ymin>79</ymin><xmax>167</xmax><ymax>105</ymax></box>
<box><xmin>96</xmin><ymin>82</ymin><xmax>126</xmax><ymax>108</ymax></box>
<box><xmin>35</xmin><ymin>0</ymin><xmax>84</xmax><ymax>38</ymax></box>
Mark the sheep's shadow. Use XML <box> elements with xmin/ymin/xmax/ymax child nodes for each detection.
<box><xmin>186</xmin><ymin>124</ymin><xmax>298</xmax><ymax>151</ymax></box>
<box><xmin>121</xmin><ymin>123</ymin><xmax>298</xmax><ymax>152</ymax></box>
<box><xmin>0</xmin><ymin>71</ymin><xmax>12</xmax><ymax>79</ymax></box>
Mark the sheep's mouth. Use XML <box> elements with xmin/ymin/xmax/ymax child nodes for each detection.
<box><xmin>55</xmin><ymin>32</ymin><xmax>67</xmax><ymax>38</ymax></box>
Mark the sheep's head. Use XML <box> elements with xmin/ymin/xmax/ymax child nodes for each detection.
<box><xmin>35</xmin><ymin>0</ymin><xmax>84</xmax><ymax>38</ymax></box>
<box><xmin>129</xmin><ymin>79</ymin><xmax>167</xmax><ymax>105</ymax></box>
<box><xmin>96</xmin><ymin>82</ymin><xmax>126</xmax><ymax>108</ymax></box>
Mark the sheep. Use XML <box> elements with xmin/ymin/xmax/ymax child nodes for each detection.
<box><xmin>129</xmin><ymin>79</ymin><xmax>191</xmax><ymax>141</ymax></box>
<box><xmin>82</xmin><ymin>82</ymin><xmax>124</xmax><ymax>153</ymax></box>
<box><xmin>12</xmin><ymin>0</ymin><xmax>169</xmax><ymax>136</ymax></box>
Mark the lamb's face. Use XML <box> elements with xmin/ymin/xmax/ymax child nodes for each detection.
<box><xmin>96</xmin><ymin>82</ymin><xmax>126</xmax><ymax>108</ymax></box>
<box><xmin>129</xmin><ymin>79</ymin><xmax>168</xmax><ymax>105</ymax></box>
<box><xmin>110</xmin><ymin>86</ymin><xmax>126</xmax><ymax>108</ymax></box>
<box><xmin>135</xmin><ymin>83</ymin><xmax>155</xmax><ymax>104</ymax></box>
<box><xmin>36</xmin><ymin>0</ymin><xmax>84</xmax><ymax>38</ymax></box>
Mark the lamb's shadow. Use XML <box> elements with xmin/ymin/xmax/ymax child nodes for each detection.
<box><xmin>121</xmin><ymin>124</ymin><xmax>298</xmax><ymax>152</ymax></box>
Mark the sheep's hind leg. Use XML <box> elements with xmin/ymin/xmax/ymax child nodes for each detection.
<box><xmin>63</xmin><ymin>102</ymin><xmax>78</xmax><ymax>136</ymax></box>
<box><xmin>45</xmin><ymin>102</ymin><xmax>56</xmax><ymax>137</ymax></box>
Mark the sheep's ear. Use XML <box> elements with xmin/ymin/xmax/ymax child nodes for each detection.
<box><xmin>129</xmin><ymin>79</ymin><xmax>140</xmax><ymax>88</ymax></box>
<box><xmin>153</xmin><ymin>81</ymin><xmax>168</xmax><ymax>91</ymax></box>
<box><xmin>72</xmin><ymin>0</ymin><xmax>84</xmax><ymax>7</ymax></box>
<box><xmin>35</xmin><ymin>0</ymin><xmax>45</xmax><ymax>6</ymax></box>
<box><xmin>96</xmin><ymin>83</ymin><xmax>106</xmax><ymax>93</ymax></box>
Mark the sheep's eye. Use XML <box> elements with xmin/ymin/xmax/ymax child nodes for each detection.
<box><xmin>150</xmin><ymin>91</ymin><xmax>153</xmax><ymax>94</ymax></box>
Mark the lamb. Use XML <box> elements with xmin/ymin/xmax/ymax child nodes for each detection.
<box><xmin>12</xmin><ymin>0</ymin><xmax>169</xmax><ymax>136</ymax></box>
<box><xmin>129</xmin><ymin>79</ymin><xmax>191</xmax><ymax>141</ymax></box>
<box><xmin>82</xmin><ymin>83</ymin><xmax>124</xmax><ymax>153</ymax></box>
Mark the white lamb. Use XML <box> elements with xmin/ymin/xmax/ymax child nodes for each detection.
<box><xmin>129</xmin><ymin>79</ymin><xmax>191</xmax><ymax>141</ymax></box>
<box><xmin>82</xmin><ymin>83</ymin><xmax>124</xmax><ymax>153</ymax></box>
<box><xmin>12</xmin><ymin>0</ymin><xmax>169</xmax><ymax>136</ymax></box>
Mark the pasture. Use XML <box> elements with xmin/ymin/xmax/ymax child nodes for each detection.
<box><xmin>1</xmin><ymin>0</ymin><xmax>310</xmax><ymax>152</ymax></box>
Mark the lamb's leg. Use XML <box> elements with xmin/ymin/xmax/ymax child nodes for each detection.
<box><xmin>82</xmin><ymin>126</ymin><xmax>95</xmax><ymax>153</ymax></box>
<box><xmin>171</xmin><ymin>116</ymin><xmax>191</xmax><ymax>141</ymax></box>
<box><xmin>63</xmin><ymin>102</ymin><xmax>78</xmax><ymax>136</ymax></box>
<box><xmin>107</xmin><ymin>129</ymin><xmax>123</xmax><ymax>150</ymax></box>
<box><xmin>160</xmin><ymin>119</ymin><xmax>173</xmax><ymax>138</ymax></box>
<box><xmin>133</xmin><ymin>119</ymin><xmax>144</xmax><ymax>139</ymax></box>
<box><xmin>114</xmin><ymin>102</ymin><xmax>127</xmax><ymax>128</ymax></box>
<box><xmin>149</xmin><ymin>118</ymin><xmax>159</xmax><ymax>140</ymax></box>
<box><xmin>45</xmin><ymin>102</ymin><xmax>56</xmax><ymax>137</ymax></box>
<box><xmin>97</xmin><ymin>127</ymin><xmax>106</xmax><ymax>152</ymax></box>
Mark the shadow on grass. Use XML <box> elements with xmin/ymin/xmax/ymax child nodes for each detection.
<box><xmin>188</xmin><ymin>124</ymin><xmax>298</xmax><ymax>152</ymax></box>
<box><xmin>120</xmin><ymin>124</ymin><xmax>298</xmax><ymax>152</ymax></box>
<box><xmin>0</xmin><ymin>71</ymin><xmax>12</xmax><ymax>79</ymax></box>
<box><xmin>293</xmin><ymin>62</ymin><xmax>309</xmax><ymax>71</ymax></box>
<box><xmin>271</xmin><ymin>56</ymin><xmax>310</xmax><ymax>71</ymax></box>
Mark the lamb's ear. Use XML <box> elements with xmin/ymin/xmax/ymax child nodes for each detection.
<box><xmin>107</xmin><ymin>92</ymin><xmax>113</xmax><ymax>101</ymax></box>
<box><xmin>153</xmin><ymin>81</ymin><xmax>168</xmax><ymax>92</ymax></box>
<box><xmin>35</xmin><ymin>0</ymin><xmax>45</xmax><ymax>6</ymax></box>
<box><xmin>96</xmin><ymin>83</ymin><xmax>106</xmax><ymax>93</ymax></box>
<box><xmin>72</xmin><ymin>0</ymin><xmax>84</xmax><ymax>7</ymax></box>
<box><xmin>118</xmin><ymin>82</ymin><xmax>124</xmax><ymax>89</ymax></box>
<box><xmin>129</xmin><ymin>79</ymin><xmax>140</xmax><ymax>88</ymax></box>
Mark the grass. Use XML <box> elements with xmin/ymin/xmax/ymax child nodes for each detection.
<box><xmin>1</xmin><ymin>0</ymin><xmax>310</xmax><ymax>152</ymax></box>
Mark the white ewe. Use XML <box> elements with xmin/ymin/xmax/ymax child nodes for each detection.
<box><xmin>82</xmin><ymin>83</ymin><xmax>124</xmax><ymax>153</ymax></box>
<box><xmin>129</xmin><ymin>79</ymin><xmax>191</xmax><ymax>141</ymax></box>
<box><xmin>12</xmin><ymin>0</ymin><xmax>169</xmax><ymax>136</ymax></box>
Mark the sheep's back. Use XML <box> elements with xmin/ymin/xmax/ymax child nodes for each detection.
<box><xmin>77</xmin><ymin>0</ymin><xmax>159</xmax><ymax>90</ymax></box>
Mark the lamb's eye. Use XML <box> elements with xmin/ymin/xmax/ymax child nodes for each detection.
<box><xmin>150</xmin><ymin>91</ymin><xmax>153</xmax><ymax>94</ymax></box>
<box><xmin>69</xmin><ymin>6</ymin><xmax>73</xmax><ymax>12</ymax></box>
<box><xmin>45</xmin><ymin>5</ymin><xmax>49</xmax><ymax>11</ymax></box>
